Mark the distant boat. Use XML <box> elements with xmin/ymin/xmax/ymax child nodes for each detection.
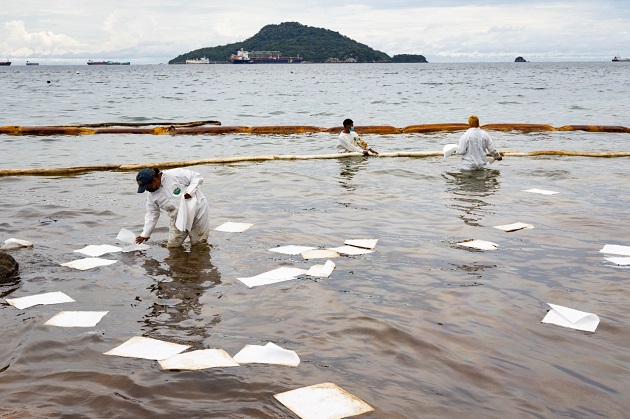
<box><xmin>87</xmin><ymin>60</ymin><xmax>131</xmax><ymax>65</ymax></box>
<box><xmin>0</xmin><ymin>61</ymin><xmax>11</xmax><ymax>66</ymax></box>
<box><xmin>230</xmin><ymin>48</ymin><xmax>302</xmax><ymax>64</ymax></box>
<box><xmin>612</xmin><ymin>56</ymin><xmax>630</xmax><ymax>62</ymax></box>
<box><xmin>185</xmin><ymin>56</ymin><xmax>210</xmax><ymax>64</ymax></box>
<box><xmin>26</xmin><ymin>61</ymin><xmax>39</xmax><ymax>66</ymax></box>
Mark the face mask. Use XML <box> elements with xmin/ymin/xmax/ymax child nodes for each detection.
<box><xmin>349</xmin><ymin>127</ymin><xmax>354</xmax><ymax>132</ymax></box>
<box><xmin>146</xmin><ymin>186</ymin><xmax>158</xmax><ymax>193</ymax></box>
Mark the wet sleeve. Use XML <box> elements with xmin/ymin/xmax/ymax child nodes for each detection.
<box><xmin>458</xmin><ymin>132</ymin><xmax>469</xmax><ymax>155</ymax></box>
<box><xmin>338</xmin><ymin>132</ymin><xmax>364</xmax><ymax>153</ymax></box>
<box><xmin>141</xmin><ymin>196</ymin><xmax>160</xmax><ymax>237</ymax></box>
<box><xmin>483</xmin><ymin>133</ymin><xmax>501</xmax><ymax>158</ymax></box>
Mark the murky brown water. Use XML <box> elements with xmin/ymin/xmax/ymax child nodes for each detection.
<box><xmin>2</xmin><ymin>153</ymin><xmax>630</xmax><ymax>418</ymax></box>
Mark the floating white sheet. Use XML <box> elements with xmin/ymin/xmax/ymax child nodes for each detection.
<box><xmin>1</xmin><ymin>238</ymin><xmax>33</xmax><ymax>250</ymax></box>
<box><xmin>305</xmin><ymin>260</ymin><xmax>335</xmax><ymax>278</ymax></box>
<box><xmin>269</xmin><ymin>245</ymin><xmax>317</xmax><ymax>255</ymax></box>
<box><xmin>301</xmin><ymin>249</ymin><xmax>340</xmax><ymax>260</ymax></box>
<box><xmin>599</xmin><ymin>244</ymin><xmax>630</xmax><ymax>256</ymax></box>
<box><xmin>344</xmin><ymin>239</ymin><xmax>379</xmax><ymax>250</ymax></box>
<box><xmin>120</xmin><ymin>243</ymin><xmax>150</xmax><ymax>252</ymax></box>
<box><xmin>6</xmin><ymin>291</ymin><xmax>75</xmax><ymax>310</ymax></box>
<box><xmin>327</xmin><ymin>245</ymin><xmax>373</xmax><ymax>256</ymax></box>
<box><xmin>604</xmin><ymin>256</ymin><xmax>630</xmax><ymax>265</ymax></box>
<box><xmin>175</xmin><ymin>194</ymin><xmax>197</xmax><ymax>232</ymax></box>
<box><xmin>60</xmin><ymin>258</ymin><xmax>117</xmax><ymax>270</ymax></box>
<box><xmin>274</xmin><ymin>382</ymin><xmax>374</xmax><ymax>419</ymax></box>
<box><xmin>116</xmin><ymin>228</ymin><xmax>137</xmax><ymax>244</ymax></box>
<box><xmin>237</xmin><ymin>267</ymin><xmax>308</xmax><ymax>288</ymax></box>
<box><xmin>456</xmin><ymin>240</ymin><xmax>499</xmax><ymax>251</ymax></box>
<box><xmin>233</xmin><ymin>342</ymin><xmax>300</xmax><ymax>367</ymax></box>
<box><xmin>74</xmin><ymin>244</ymin><xmax>122</xmax><ymax>257</ymax></box>
<box><xmin>158</xmin><ymin>349</ymin><xmax>240</xmax><ymax>370</ymax></box>
<box><xmin>214</xmin><ymin>222</ymin><xmax>254</xmax><ymax>233</ymax></box>
<box><xmin>104</xmin><ymin>336</ymin><xmax>190</xmax><ymax>360</ymax></box>
<box><xmin>44</xmin><ymin>311</ymin><xmax>108</xmax><ymax>327</ymax></box>
<box><xmin>493</xmin><ymin>222</ymin><xmax>534</xmax><ymax>232</ymax></box>
<box><xmin>443</xmin><ymin>143</ymin><xmax>459</xmax><ymax>157</ymax></box>
<box><xmin>541</xmin><ymin>303</ymin><xmax>600</xmax><ymax>332</ymax></box>
<box><xmin>524</xmin><ymin>188</ymin><xmax>558</xmax><ymax>195</ymax></box>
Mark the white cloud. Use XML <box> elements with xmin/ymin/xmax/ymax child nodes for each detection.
<box><xmin>1</xmin><ymin>1</ymin><xmax>630</xmax><ymax>63</ymax></box>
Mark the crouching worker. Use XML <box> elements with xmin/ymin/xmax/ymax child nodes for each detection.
<box><xmin>337</xmin><ymin>118</ymin><xmax>379</xmax><ymax>156</ymax></box>
<box><xmin>135</xmin><ymin>167</ymin><xmax>211</xmax><ymax>248</ymax></box>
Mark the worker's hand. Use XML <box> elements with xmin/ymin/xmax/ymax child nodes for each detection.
<box><xmin>363</xmin><ymin>150</ymin><xmax>369</xmax><ymax>156</ymax></box>
<box><xmin>136</xmin><ymin>236</ymin><xmax>148</xmax><ymax>244</ymax></box>
<box><xmin>184</xmin><ymin>193</ymin><xmax>192</xmax><ymax>199</ymax></box>
<box><xmin>370</xmin><ymin>148</ymin><xmax>379</xmax><ymax>155</ymax></box>
<box><xmin>496</xmin><ymin>154</ymin><xmax>503</xmax><ymax>161</ymax></box>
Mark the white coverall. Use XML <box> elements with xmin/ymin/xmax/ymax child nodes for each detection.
<box><xmin>458</xmin><ymin>127</ymin><xmax>502</xmax><ymax>170</ymax></box>
<box><xmin>337</xmin><ymin>131</ymin><xmax>367</xmax><ymax>153</ymax></box>
<box><xmin>140</xmin><ymin>168</ymin><xmax>210</xmax><ymax>247</ymax></box>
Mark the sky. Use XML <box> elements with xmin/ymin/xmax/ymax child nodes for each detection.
<box><xmin>1</xmin><ymin>0</ymin><xmax>629</xmax><ymax>64</ymax></box>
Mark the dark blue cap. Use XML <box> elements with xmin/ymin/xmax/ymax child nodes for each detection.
<box><xmin>136</xmin><ymin>168</ymin><xmax>154</xmax><ymax>193</ymax></box>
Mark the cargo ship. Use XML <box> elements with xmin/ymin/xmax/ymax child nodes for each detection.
<box><xmin>0</xmin><ymin>61</ymin><xmax>11</xmax><ymax>66</ymax></box>
<box><xmin>612</xmin><ymin>55</ymin><xmax>630</xmax><ymax>62</ymax></box>
<box><xmin>87</xmin><ymin>60</ymin><xmax>131</xmax><ymax>65</ymax></box>
<box><xmin>185</xmin><ymin>56</ymin><xmax>210</xmax><ymax>64</ymax></box>
<box><xmin>230</xmin><ymin>48</ymin><xmax>301</xmax><ymax>64</ymax></box>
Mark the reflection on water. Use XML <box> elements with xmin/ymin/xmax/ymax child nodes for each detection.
<box><xmin>139</xmin><ymin>245</ymin><xmax>221</xmax><ymax>344</ymax></box>
<box><xmin>443</xmin><ymin>169</ymin><xmax>501</xmax><ymax>226</ymax></box>
<box><xmin>337</xmin><ymin>156</ymin><xmax>368</xmax><ymax>191</ymax></box>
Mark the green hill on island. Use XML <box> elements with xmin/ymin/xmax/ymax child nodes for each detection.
<box><xmin>169</xmin><ymin>22</ymin><xmax>427</xmax><ymax>64</ymax></box>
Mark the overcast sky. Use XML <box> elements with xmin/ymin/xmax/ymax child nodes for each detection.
<box><xmin>1</xmin><ymin>0</ymin><xmax>629</xmax><ymax>64</ymax></box>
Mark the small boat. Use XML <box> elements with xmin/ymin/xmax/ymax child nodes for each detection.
<box><xmin>87</xmin><ymin>60</ymin><xmax>131</xmax><ymax>65</ymax></box>
<box><xmin>185</xmin><ymin>56</ymin><xmax>210</xmax><ymax>64</ymax></box>
<box><xmin>230</xmin><ymin>48</ymin><xmax>302</xmax><ymax>64</ymax></box>
<box><xmin>612</xmin><ymin>56</ymin><xmax>630</xmax><ymax>62</ymax></box>
<box><xmin>0</xmin><ymin>61</ymin><xmax>11</xmax><ymax>66</ymax></box>
<box><xmin>26</xmin><ymin>61</ymin><xmax>39</xmax><ymax>66</ymax></box>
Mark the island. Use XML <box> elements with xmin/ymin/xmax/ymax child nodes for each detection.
<box><xmin>169</xmin><ymin>22</ymin><xmax>427</xmax><ymax>64</ymax></box>
<box><xmin>515</xmin><ymin>56</ymin><xmax>527</xmax><ymax>62</ymax></box>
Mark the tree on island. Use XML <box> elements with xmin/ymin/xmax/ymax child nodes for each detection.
<box><xmin>169</xmin><ymin>22</ymin><xmax>427</xmax><ymax>64</ymax></box>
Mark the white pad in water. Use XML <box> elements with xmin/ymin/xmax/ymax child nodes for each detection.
<box><xmin>301</xmin><ymin>249</ymin><xmax>340</xmax><ymax>260</ymax></box>
<box><xmin>269</xmin><ymin>245</ymin><xmax>317</xmax><ymax>255</ymax></box>
<box><xmin>237</xmin><ymin>266</ymin><xmax>308</xmax><ymax>288</ymax></box>
<box><xmin>44</xmin><ymin>311</ymin><xmax>108</xmax><ymax>327</ymax></box>
<box><xmin>305</xmin><ymin>260</ymin><xmax>335</xmax><ymax>278</ymax></box>
<box><xmin>327</xmin><ymin>245</ymin><xmax>373</xmax><ymax>256</ymax></box>
<box><xmin>158</xmin><ymin>349</ymin><xmax>239</xmax><ymax>370</ymax></box>
<box><xmin>443</xmin><ymin>143</ymin><xmax>459</xmax><ymax>157</ymax></box>
<box><xmin>104</xmin><ymin>336</ymin><xmax>190</xmax><ymax>360</ymax></box>
<box><xmin>214</xmin><ymin>222</ymin><xmax>254</xmax><ymax>232</ymax></box>
<box><xmin>604</xmin><ymin>256</ymin><xmax>630</xmax><ymax>265</ymax></box>
<box><xmin>541</xmin><ymin>303</ymin><xmax>599</xmax><ymax>332</ymax></box>
<box><xmin>344</xmin><ymin>239</ymin><xmax>378</xmax><ymax>249</ymax></box>
<box><xmin>493</xmin><ymin>222</ymin><xmax>534</xmax><ymax>232</ymax></box>
<box><xmin>456</xmin><ymin>240</ymin><xmax>499</xmax><ymax>251</ymax></box>
<box><xmin>61</xmin><ymin>258</ymin><xmax>117</xmax><ymax>270</ymax></box>
<box><xmin>6</xmin><ymin>291</ymin><xmax>75</xmax><ymax>310</ymax></box>
<box><xmin>600</xmin><ymin>244</ymin><xmax>630</xmax><ymax>256</ymax></box>
<box><xmin>233</xmin><ymin>342</ymin><xmax>300</xmax><ymax>366</ymax></box>
<box><xmin>524</xmin><ymin>188</ymin><xmax>558</xmax><ymax>195</ymax></box>
<box><xmin>116</xmin><ymin>228</ymin><xmax>137</xmax><ymax>244</ymax></box>
<box><xmin>74</xmin><ymin>244</ymin><xmax>122</xmax><ymax>257</ymax></box>
<box><xmin>274</xmin><ymin>382</ymin><xmax>374</xmax><ymax>419</ymax></box>
<box><xmin>1</xmin><ymin>238</ymin><xmax>33</xmax><ymax>250</ymax></box>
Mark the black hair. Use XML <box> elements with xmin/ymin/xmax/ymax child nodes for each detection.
<box><xmin>343</xmin><ymin>118</ymin><xmax>353</xmax><ymax>127</ymax></box>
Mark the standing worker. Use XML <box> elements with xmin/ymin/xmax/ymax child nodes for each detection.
<box><xmin>337</xmin><ymin>118</ymin><xmax>379</xmax><ymax>155</ymax></box>
<box><xmin>135</xmin><ymin>167</ymin><xmax>211</xmax><ymax>248</ymax></box>
<box><xmin>458</xmin><ymin>115</ymin><xmax>503</xmax><ymax>170</ymax></box>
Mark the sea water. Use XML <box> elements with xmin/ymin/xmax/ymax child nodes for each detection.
<box><xmin>0</xmin><ymin>63</ymin><xmax>629</xmax><ymax>418</ymax></box>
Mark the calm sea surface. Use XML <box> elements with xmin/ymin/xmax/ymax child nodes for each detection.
<box><xmin>1</xmin><ymin>63</ymin><xmax>630</xmax><ymax>418</ymax></box>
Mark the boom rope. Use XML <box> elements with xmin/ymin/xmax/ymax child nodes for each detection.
<box><xmin>1</xmin><ymin>150</ymin><xmax>629</xmax><ymax>177</ymax></box>
<box><xmin>0</xmin><ymin>123</ymin><xmax>629</xmax><ymax>136</ymax></box>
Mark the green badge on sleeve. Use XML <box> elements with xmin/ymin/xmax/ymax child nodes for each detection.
<box><xmin>173</xmin><ymin>187</ymin><xmax>181</xmax><ymax>195</ymax></box>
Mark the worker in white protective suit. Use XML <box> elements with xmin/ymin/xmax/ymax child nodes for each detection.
<box><xmin>135</xmin><ymin>167</ymin><xmax>210</xmax><ymax>248</ymax></box>
<box><xmin>337</xmin><ymin>118</ymin><xmax>379</xmax><ymax>155</ymax></box>
<box><xmin>458</xmin><ymin>115</ymin><xmax>503</xmax><ymax>170</ymax></box>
